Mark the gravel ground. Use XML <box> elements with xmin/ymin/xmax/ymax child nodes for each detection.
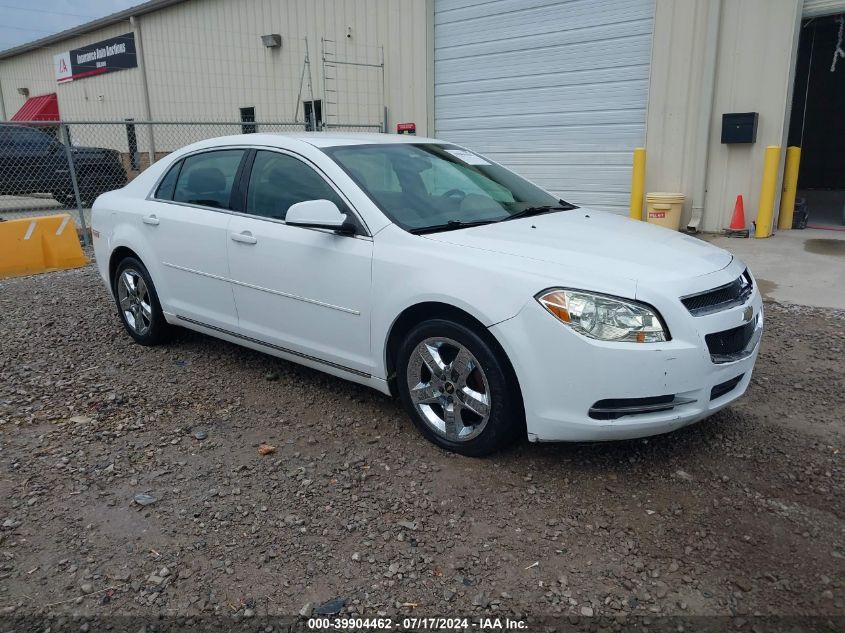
<box><xmin>0</xmin><ymin>262</ymin><xmax>843</xmax><ymax>627</ymax></box>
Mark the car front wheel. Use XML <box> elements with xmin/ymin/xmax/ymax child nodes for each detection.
<box><xmin>113</xmin><ymin>257</ymin><xmax>170</xmax><ymax>345</ymax></box>
<box><xmin>397</xmin><ymin>319</ymin><xmax>522</xmax><ymax>456</ymax></box>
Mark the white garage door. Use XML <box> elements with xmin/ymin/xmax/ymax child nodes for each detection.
<box><xmin>434</xmin><ymin>0</ymin><xmax>655</xmax><ymax>214</ymax></box>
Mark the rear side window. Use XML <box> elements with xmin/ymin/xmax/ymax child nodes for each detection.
<box><xmin>155</xmin><ymin>160</ymin><xmax>181</xmax><ymax>200</ymax></box>
<box><xmin>172</xmin><ymin>150</ymin><xmax>245</xmax><ymax>209</ymax></box>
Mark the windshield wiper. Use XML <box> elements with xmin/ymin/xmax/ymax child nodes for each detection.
<box><xmin>409</xmin><ymin>219</ymin><xmax>497</xmax><ymax>235</ymax></box>
<box><xmin>500</xmin><ymin>201</ymin><xmax>577</xmax><ymax>222</ymax></box>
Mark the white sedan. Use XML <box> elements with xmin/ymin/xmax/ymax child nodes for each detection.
<box><xmin>92</xmin><ymin>133</ymin><xmax>763</xmax><ymax>456</ymax></box>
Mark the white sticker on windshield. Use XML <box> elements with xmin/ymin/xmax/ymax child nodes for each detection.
<box><xmin>445</xmin><ymin>149</ymin><xmax>491</xmax><ymax>165</ymax></box>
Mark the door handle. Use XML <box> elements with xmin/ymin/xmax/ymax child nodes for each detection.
<box><xmin>230</xmin><ymin>231</ymin><xmax>257</xmax><ymax>245</ymax></box>
<box><xmin>142</xmin><ymin>214</ymin><xmax>160</xmax><ymax>226</ymax></box>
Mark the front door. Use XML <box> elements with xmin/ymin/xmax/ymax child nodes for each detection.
<box><xmin>227</xmin><ymin>149</ymin><xmax>373</xmax><ymax>375</ymax></box>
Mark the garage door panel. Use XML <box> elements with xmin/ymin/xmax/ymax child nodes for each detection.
<box><xmin>436</xmin><ymin>0</ymin><xmax>579</xmax><ymax>25</ymax></box>
<box><xmin>434</xmin><ymin>35</ymin><xmax>653</xmax><ymax>84</ymax></box>
<box><xmin>436</xmin><ymin>82</ymin><xmax>649</xmax><ymax>120</ymax></box>
<box><xmin>436</xmin><ymin>0</ymin><xmax>647</xmax><ymax>28</ymax></box>
<box><xmin>558</xmin><ymin>191</ymin><xmax>631</xmax><ymax>213</ymax></box>
<box><xmin>450</xmin><ymin>125</ymin><xmax>645</xmax><ymax>152</ymax></box>
<box><xmin>436</xmin><ymin>9</ymin><xmax>652</xmax><ymax>57</ymax></box>
<box><xmin>434</xmin><ymin>0</ymin><xmax>653</xmax><ymax>215</ymax></box>
<box><xmin>435</xmin><ymin>64</ymin><xmax>650</xmax><ymax>97</ymax></box>
<box><xmin>494</xmin><ymin>163</ymin><xmax>631</xmax><ymax>186</ymax></box>
<box><xmin>437</xmin><ymin>108</ymin><xmax>647</xmax><ymax>133</ymax></box>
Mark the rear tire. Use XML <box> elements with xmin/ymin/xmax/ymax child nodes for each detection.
<box><xmin>396</xmin><ymin>319</ymin><xmax>522</xmax><ymax>456</ymax></box>
<box><xmin>112</xmin><ymin>257</ymin><xmax>170</xmax><ymax>346</ymax></box>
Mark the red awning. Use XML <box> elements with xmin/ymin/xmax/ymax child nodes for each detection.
<box><xmin>11</xmin><ymin>93</ymin><xmax>60</xmax><ymax>122</ymax></box>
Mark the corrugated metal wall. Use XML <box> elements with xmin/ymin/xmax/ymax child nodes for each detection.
<box><xmin>0</xmin><ymin>0</ymin><xmax>428</xmax><ymax>134</ymax></box>
<box><xmin>645</xmin><ymin>0</ymin><xmax>803</xmax><ymax>233</ymax></box>
<box><xmin>803</xmin><ymin>0</ymin><xmax>845</xmax><ymax>16</ymax></box>
<box><xmin>433</xmin><ymin>0</ymin><xmax>655</xmax><ymax>215</ymax></box>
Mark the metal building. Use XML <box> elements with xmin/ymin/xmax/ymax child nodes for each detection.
<box><xmin>0</xmin><ymin>0</ymin><xmax>429</xmax><ymax>133</ymax></box>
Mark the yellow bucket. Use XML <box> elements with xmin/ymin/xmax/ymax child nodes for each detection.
<box><xmin>645</xmin><ymin>192</ymin><xmax>685</xmax><ymax>231</ymax></box>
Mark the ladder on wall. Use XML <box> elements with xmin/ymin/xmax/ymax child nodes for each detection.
<box><xmin>321</xmin><ymin>37</ymin><xmax>386</xmax><ymax>131</ymax></box>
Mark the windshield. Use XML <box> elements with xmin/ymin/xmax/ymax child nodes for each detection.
<box><xmin>323</xmin><ymin>143</ymin><xmax>575</xmax><ymax>232</ymax></box>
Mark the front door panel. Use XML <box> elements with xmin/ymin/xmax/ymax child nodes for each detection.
<box><xmin>227</xmin><ymin>219</ymin><xmax>373</xmax><ymax>375</ymax></box>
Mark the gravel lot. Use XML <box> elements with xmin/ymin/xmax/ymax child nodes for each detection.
<box><xmin>0</xmin><ymin>262</ymin><xmax>843</xmax><ymax>627</ymax></box>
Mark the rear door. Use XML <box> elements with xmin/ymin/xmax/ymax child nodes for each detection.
<box><xmin>144</xmin><ymin>148</ymin><xmax>245</xmax><ymax>330</ymax></box>
<box><xmin>227</xmin><ymin>149</ymin><xmax>374</xmax><ymax>375</ymax></box>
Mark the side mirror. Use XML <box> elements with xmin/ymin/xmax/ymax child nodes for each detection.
<box><xmin>285</xmin><ymin>199</ymin><xmax>356</xmax><ymax>234</ymax></box>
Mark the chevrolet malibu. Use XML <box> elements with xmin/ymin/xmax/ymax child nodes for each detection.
<box><xmin>92</xmin><ymin>133</ymin><xmax>763</xmax><ymax>456</ymax></box>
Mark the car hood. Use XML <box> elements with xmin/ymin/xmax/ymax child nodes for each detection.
<box><xmin>422</xmin><ymin>208</ymin><xmax>733</xmax><ymax>283</ymax></box>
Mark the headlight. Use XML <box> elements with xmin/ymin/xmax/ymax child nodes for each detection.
<box><xmin>536</xmin><ymin>289</ymin><xmax>669</xmax><ymax>343</ymax></box>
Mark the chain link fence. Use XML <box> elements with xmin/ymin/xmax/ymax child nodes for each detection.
<box><xmin>0</xmin><ymin>120</ymin><xmax>384</xmax><ymax>241</ymax></box>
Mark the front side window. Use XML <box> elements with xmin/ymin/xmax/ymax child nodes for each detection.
<box><xmin>12</xmin><ymin>126</ymin><xmax>54</xmax><ymax>151</ymax></box>
<box><xmin>246</xmin><ymin>150</ymin><xmax>345</xmax><ymax>220</ymax></box>
<box><xmin>172</xmin><ymin>149</ymin><xmax>244</xmax><ymax>209</ymax></box>
<box><xmin>324</xmin><ymin>143</ymin><xmax>572</xmax><ymax>232</ymax></box>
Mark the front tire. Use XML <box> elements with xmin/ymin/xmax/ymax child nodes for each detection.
<box><xmin>396</xmin><ymin>319</ymin><xmax>522</xmax><ymax>456</ymax></box>
<box><xmin>113</xmin><ymin>257</ymin><xmax>170</xmax><ymax>346</ymax></box>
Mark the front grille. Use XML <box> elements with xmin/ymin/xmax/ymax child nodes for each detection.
<box><xmin>705</xmin><ymin>320</ymin><xmax>755</xmax><ymax>357</ymax></box>
<box><xmin>710</xmin><ymin>374</ymin><xmax>744</xmax><ymax>400</ymax></box>
<box><xmin>681</xmin><ymin>269</ymin><xmax>753</xmax><ymax>316</ymax></box>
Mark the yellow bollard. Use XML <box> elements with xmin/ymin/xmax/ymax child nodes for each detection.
<box><xmin>629</xmin><ymin>147</ymin><xmax>646</xmax><ymax>220</ymax></box>
<box><xmin>755</xmin><ymin>145</ymin><xmax>781</xmax><ymax>238</ymax></box>
<box><xmin>777</xmin><ymin>146</ymin><xmax>801</xmax><ymax>230</ymax></box>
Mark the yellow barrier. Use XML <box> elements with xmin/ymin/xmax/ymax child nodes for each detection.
<box><xmin>777</xmin><ymin>146</ymin><xmax>801</xmax><ymax>230</ymax></box>
<box><xmin>755</xmin><ymin>145</ymin><xmax>781</xmax><ymax>239</ymax></box>
<box><xmin>629</xmin><ymin>147</ymin><xmax>646</xmax><ymax>220</ymax></box>
<box><xmin>0</xmin><ymin>214</ymin><xmax>88</xmax><ymax>279</ymax></box>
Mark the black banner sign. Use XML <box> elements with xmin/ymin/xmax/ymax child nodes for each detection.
<box><xmin>54</xmin><ymin>32</ymin><xmax>137</xmax><ymax>83</ymax></box>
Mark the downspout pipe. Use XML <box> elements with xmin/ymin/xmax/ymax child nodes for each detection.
<box><xmin>130</xmin><ymin>15</ymin><xmax>156</xmax><ymax>166</ymax></box>
<box><xmin>0</xmin><ymin>79</ymin><xmax>7</xmax><ymax>120</ymax></box>
<box><xmin>687</xmin><ymin>0</ymin><xmax>722</xmax><ymax>232</ymax></box>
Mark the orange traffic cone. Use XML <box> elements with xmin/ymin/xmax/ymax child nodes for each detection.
<box><xmin>727</xmin><ymin>195</ymin><xmax>749</xmax><ymax>237</ymax></box>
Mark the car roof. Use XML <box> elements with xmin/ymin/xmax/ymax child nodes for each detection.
<box><xmin>187</xmin><ymin>132</ymin><xmax>444</xmax><ymax>151</ymax></box>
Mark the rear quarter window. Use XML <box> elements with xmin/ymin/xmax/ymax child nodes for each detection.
<box><xmin>155</xmin><ymin>160</ymin><xmax>182</xmax><ymax>200</ymax></box>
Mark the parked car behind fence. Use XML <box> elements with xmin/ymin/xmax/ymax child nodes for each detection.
<box><xmin>0</xmin><ymin>123</ymin><xmax>127</xmax><ymax>208</ymax></box>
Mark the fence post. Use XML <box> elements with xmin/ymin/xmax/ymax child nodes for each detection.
<box><xmin>61</xmin><ymin>123</ymin><xmax>90</xmax><ymax>246</ymax></box>
<box><xmin>147</xmin><ymin>123</ymin><xmax>157</xmax><ymax>168</ymax></box>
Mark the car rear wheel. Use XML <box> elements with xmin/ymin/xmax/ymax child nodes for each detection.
<box><xmin>397</xmin><ymin>319</ymin><xmax>521</xmax><ymax>456</ymax></box>
<box><xmin>113</xmin><ymin>257</ymin><xmax>170</xmax><ymax>346</ymax></box>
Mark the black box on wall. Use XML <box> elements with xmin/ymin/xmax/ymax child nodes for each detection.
<box><xmin>721</xmin><ymin>112</ymin><xmax>758</xmax><ymax>144</ymax></box>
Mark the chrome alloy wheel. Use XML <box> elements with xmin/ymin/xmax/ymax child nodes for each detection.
<box><xmin>406</xmin><ymin>337</ymin><xmax>491</xmax><ymax>442</ymax></box>
<box><xmin>117</xmin><ymin>269</ymin><xmax>153</xmax><ymax>336</ymax></box>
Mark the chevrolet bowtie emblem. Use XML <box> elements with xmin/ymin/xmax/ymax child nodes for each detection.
<box><xmin>742</xmin><ymin>306</ymin><xmax>753</xmax><ymax>322</ymax></box>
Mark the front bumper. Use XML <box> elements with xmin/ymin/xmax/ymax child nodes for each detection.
<box><xmin>490</xmin><ymin>263</ymin><xmax>764</xmax><ymax>442</ymax></box>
